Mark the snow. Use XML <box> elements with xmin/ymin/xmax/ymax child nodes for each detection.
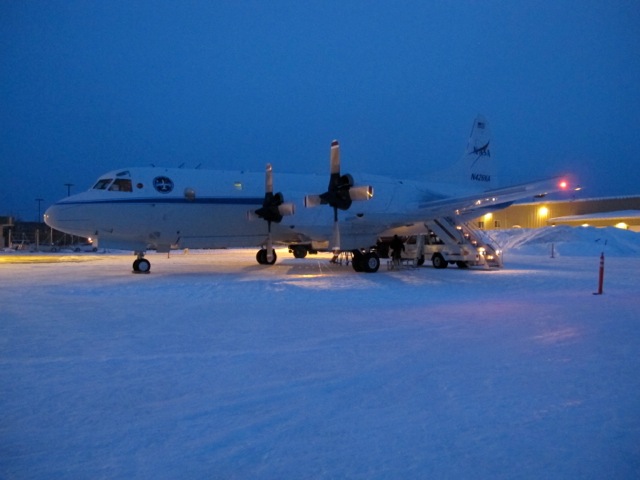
<box><xmin>1</xmin><ymin>226</ymin><xmax>639</xmax><ymax>479</ymax></box>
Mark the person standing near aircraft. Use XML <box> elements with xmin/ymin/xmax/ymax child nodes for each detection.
<box><xmin>390</xmin><ymin>235</ymin><xmax>405</xmax><ymax>266</ymax></box>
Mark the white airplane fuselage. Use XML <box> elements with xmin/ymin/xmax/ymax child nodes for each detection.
<box><xmin>45</xmin><ymin>167</ymin><xmax>452</xmax><ymax>253</ymax></box>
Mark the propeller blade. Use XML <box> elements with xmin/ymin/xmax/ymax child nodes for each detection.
<box><xmin>278</xmin><ymin>202</ymin><xmax>295</xmax><ymax>216</ymax></box>
<box><xmin>330</xmin><ymin>140</ymin><xmax>340</xmax><ymax>176</ymax></box>
<box><xmin>265</xmin><ymin>164</ymin><xmax>276</xmax><ymax>262</ymax></box>
<box><xmin>266</xmin><ymin>221</ymin><xmax>274</xmax><ymax>263</ymax></box>
<box><xmin>331</xmin><ymin>208</ymin><xmax>341</xmax><ymax>252</ymax></box>
<box><xmin>265</xmin><ymin>163</ymin><xmax>273</xmax><ymax>194</ymax></box>
<box><xmin>254</xmin><ymin>163</ymin><xmax>293</xmax><ymax>222</ymax></box>
<box><xmin>304</xmin><ymin>139</ymin><xmax>372</xmax><ymax>252</ymax></box>
<box><xmin>304</xmin><ymin>195</ymin><xmax>322</xmax><ymax>208</ymax></box>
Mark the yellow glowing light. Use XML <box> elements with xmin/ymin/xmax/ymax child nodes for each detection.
<box><xmin>538</xmin><ymin>206</ymin><xmax>549</xmax><ymax>217</ymax></box>
<box><xmin>615</xmin><ymin>222</ymin><xmax>628</xmax><ymax>229</ymax></box>
<box><xmin>483</xmin><ymin>213</ymin><xmax>493</xmax><ymax>221</ymax></box>
<box><xmin>581</xmin><ymin>223</ymin><xmax>590</xmax><ymax>227</ymax></box>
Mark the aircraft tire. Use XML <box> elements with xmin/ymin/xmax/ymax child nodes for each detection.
<box><xmin>292</xmin><ymin>246</ymin><xmax>307</xmax><ymax>259</ymax></box>
<box><xmin>351</xmin><ymin>251</ymin><xmax>364</xmax><ymax>272</ymax></box>
<box><xmin>133</xmin><ymin>258</ymin><xmax>151</xmax><ymax>274</ymax></box>
<box><xmin>138</xmin><ymin>258</ymin><xmax>151</xmax><ymax>273</ymax></box>
<box><xmin>363</xmin><ymin>253</ymin><xmax>380</xmax><ymax>273</ymax></box>
<box><xmin>256</xmin><ymin>248</ymin><xmax>277</xmax><ymax>265</ymax></box>
<box><xmin>432</xmin><ymin>253</ymin><xmax>448</xmax><ymax>269</ymax></box>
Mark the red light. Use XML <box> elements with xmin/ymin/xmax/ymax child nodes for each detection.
<box><xmin>559</xmin><ymin>180</ymin><xmax>568</xmax><ymax>189</ymax></box>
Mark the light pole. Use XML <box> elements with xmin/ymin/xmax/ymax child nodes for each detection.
<box><xmin>35</xmin><ymin>198</ymin><xmax>44</xmax><ymax>223</ymax></box>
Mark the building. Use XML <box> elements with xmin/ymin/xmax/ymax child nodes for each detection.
<box><xmin>0</xmin><ymin>216</ymin><xmax>14</xmax><ymax>248</ymax></box>
<box><xmin>474</xmin><ymin>195</ymin><xmax>640</xmax><ymax>232</ymax></box>
<box><xmin>1</xmin><ymin>220</ymin><xmax>81</xmax><ymax>249</ymax></box>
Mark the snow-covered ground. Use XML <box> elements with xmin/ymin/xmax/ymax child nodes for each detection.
<box><xmin>1</xmin><ymin>226</ymin><xmax>639</xmax><ymax>479</ymax></box>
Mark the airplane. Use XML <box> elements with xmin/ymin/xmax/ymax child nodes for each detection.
<box><xmin>44</xmin><ymin>115</ymin><xmax>572</xmax><ymax>273</ymax></box>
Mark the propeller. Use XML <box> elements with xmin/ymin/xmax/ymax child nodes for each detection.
<box><xmin>304</xmin><ymin>140</ymin><xmax>373</xmax><ymax>252</ymax></box>
<box><xmin>253</xmin><ymin>164</ymin><xmax>294</xmax><ymax>263</ymax></box>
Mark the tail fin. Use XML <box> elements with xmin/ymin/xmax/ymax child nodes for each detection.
<box><xmin>441</xmin><ymin>115</ymin><xmax>495</xmax><ymax>190</ymax></box>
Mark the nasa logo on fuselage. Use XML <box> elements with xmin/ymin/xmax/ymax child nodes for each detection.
<box><xmin>153</xmin><ymin>176</ymin><xmax>174</xmax><ymax>193</ymax></box>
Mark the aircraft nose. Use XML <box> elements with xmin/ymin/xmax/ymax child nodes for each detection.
<box><xmin>44</xmin><ymin>200</ymin><xmax>95</xmax><ymax>238</ymax></box>
<box><xmin>44</xmin><ymin>204</ymin><xmax>60</xmax><ymax>229</ymax></box>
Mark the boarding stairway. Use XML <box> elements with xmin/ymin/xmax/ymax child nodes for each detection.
<box><xmin>424</xmin><ymin>217</ymin><xmax>503</xmax><ymax>268</ymax></box>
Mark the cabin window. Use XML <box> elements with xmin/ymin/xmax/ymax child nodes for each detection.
<box><xmin>93</xmin><ymin>179</ymin><xmax>113</xmax><ymax>190</ymax></box>
<box><xmin>109</xmin><ymin>179</ymin><xmax>133</xmax><ymax>192</ymax></box>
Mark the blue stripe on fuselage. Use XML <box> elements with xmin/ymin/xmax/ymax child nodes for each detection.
<box><xmin>55</xmin><ymin>197</ymin><xmax>264</xmax><ymax>206</ymax></box>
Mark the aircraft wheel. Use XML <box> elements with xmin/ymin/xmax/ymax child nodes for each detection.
<box><xmin>292</xmin><ymin>246</ymin><xmax>307</xmax><ymax>259</ymax></box>
<box><xmin>133</xmin><ymin>258</ymin><xmax>151</xmax><ymax>274</ymax></box>
<box><xmin>351</xmin><ymin>251</ymin><xmax>364</xmax><ymax>272</ymax></box>
<box><xmin>256</xmin><ymin>248</ymin><xmax>277</xmax><ymax>265</ymax></box>
<box><xmin>362</xmin><ymin>252</ymin><xmax>380</xmax><ymax>273</ymax></box>
<box><xmin>432</xmin><ymin>253</ymin><xmax>448</xmax><ymax>269</ymax></box>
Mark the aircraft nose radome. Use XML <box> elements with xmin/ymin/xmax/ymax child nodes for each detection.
<box><xmin>44</xmin><ymin>204</ymin><xmax>61</xmax><ymax>229</ymax></box>
<box><xmin>44</xmin><ymin>206</ymin><xmax>55</xmax><ymax>227</ymax></box>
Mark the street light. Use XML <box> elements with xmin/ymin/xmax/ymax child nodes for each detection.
<box><xmin>35</xmin><ymin>198</ymin><xmax>44</xmax><ymax>222</ymax></box>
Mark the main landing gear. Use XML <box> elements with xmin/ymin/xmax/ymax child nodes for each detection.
<box><xmin>132</xmin><ymin>253</ymin><xmax>151</xmax><ymax>274</ymax></box>
<box><xmin>255</xmin><ymin>246</ymin><xmax>380</xmax><ymax>273</ymax></box>
<box><xmin>350</xmin><ymin>250</ymin><xmax>380</xmax><ymax>273</ymax></box>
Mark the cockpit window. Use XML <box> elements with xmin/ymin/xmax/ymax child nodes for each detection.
<box><xmin>109</xmin><ymin>179</ymin><xmax>133</xmax><ymax>192</ymax></box>
<box><xmin>92</xmin><ymin>178</ymin><xmax>133</xmax><ymax>192</ymax></box>
<box><xmin>93</xmin><ymin>179</ymin><xmax>113</xmax><ymax>190</ymax></box>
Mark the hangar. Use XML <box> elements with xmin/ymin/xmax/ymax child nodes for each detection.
<box><xmin>473</xmin><ymin>195</ymin><xmax>640</xmax><ymax>232</ymax></box>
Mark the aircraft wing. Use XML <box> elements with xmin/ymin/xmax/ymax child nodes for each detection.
<box><xmin>370</xmin><ymin>176</ymin><xmax>569</xmax><ymax>231</ymax></box>
<box><xmin>421</xmin><ymin>176</ymin><xmax>566</xmax><ymax>216</ymax></box>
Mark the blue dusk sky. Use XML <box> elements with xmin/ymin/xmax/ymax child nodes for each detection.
<box><xmin>1</xmin><ymin>1</ymin><xmax>639</xmax><ymax>220</ymax></box>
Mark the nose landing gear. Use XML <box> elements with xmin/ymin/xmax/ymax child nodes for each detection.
<box><xmin>133</xmin><ymin>253</ymin><xmax>151</xmax><ymax>274</ymax></box>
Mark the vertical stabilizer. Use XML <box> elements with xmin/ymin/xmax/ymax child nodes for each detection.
<box><xmin>441</xmin><ymin>115</ymin><xmax>495</xmax><ymax>190</ymax></box>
